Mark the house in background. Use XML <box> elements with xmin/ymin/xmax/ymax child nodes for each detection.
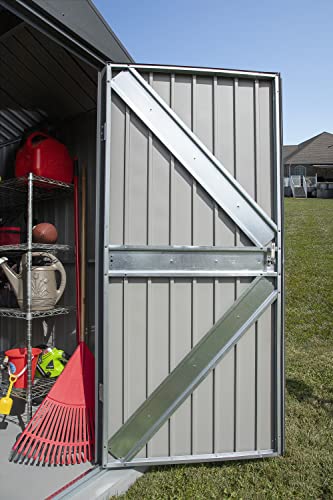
<box><xmin>283</xmin><ymin>131</ymin><xmax>333</xmax><ymax>198</ymax></box>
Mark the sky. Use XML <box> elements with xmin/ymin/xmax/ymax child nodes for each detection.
<box><xmin>93</xmin><ymin>0</ymin><xmax>333</xmax><ymax>145</ymax></box>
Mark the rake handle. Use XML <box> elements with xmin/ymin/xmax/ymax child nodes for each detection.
<box><xmin>74</xmin><ymin>159</ymin><xmax>81</xmax><ymax>345</ymax></box>
<box><xmin>80</xmin><ymin>163</ymin><xmax>87</xmax><ymax>344</ymax></box>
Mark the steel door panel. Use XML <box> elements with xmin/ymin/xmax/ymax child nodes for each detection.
<box><xmin>257</xmin><ymin>306</ymin><xmax>274</xmax><ymax>449</ymax></box>
<box><xmin>101</xmin><ymin>64</ymin><xmax>283</xmax><ymax>467</ymax></box>
<box><xmin>236</xmin><ymin>81</ymin><xmax>256</xmax><ymax>200</ymax></box>
<box><xmin>109</xmin><ymin>277</ymin><xmax>276</xmax><ymax>461</ymax></box>
<box><xmin>109</xmin><ymin>95</ymin><xmax>125</xmax><ymax>245</ymax></box>
<box><xmin>214</xmin><ymin>78</ymin><xmax>235</xmax><ymax>176</ymax></box>
<box><xmin>147</xmin><ymin>279</ymin><xmax>170</xmax><ymax>457</ymax></box>
<box><xmin>256</xmin><ymin>81</ymin><xmax>273</xmax><ymax>217</ymax></box>
<box><xmin>236</xmin><ymin>278</ymin><xmax>256</xmax><ymax>451</ymax></box>
<box><xmin>214</xmin><ymin>278</ymin><xmax>237</xmax><ymax>452</ymax></box>
<box><xmin>192</xmin><ymin>279</ymin><xmax>214</xmax><ymax>454</ymax></box>
<box><xmin>149</xmin><ymin>140</ymin><xmax>170</xmax><ymax>245</ymax></box>
<box><xmin>111</xmin><ymin>68</ymin><xmax>276</xmax><ymax>247</ymax></box>
<box><xmin>169</xmin><ymin>279</ymin><xmax>192</xmax><ymax>456</ymax></box>
<box><xmin>107</xmin><ymin>279</ymin><xmax>124</xmax><ymax>437</ymax></box>
<box><xmin>173</xmin><ymin>74</ymin><xmax>193</xmax><ymax>128</ymax></box>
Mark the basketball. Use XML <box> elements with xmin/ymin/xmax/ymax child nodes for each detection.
<box><xmin>32</xmin><ymin>223</ymin><xmax>58</xmax><ymax>244</ymax></box>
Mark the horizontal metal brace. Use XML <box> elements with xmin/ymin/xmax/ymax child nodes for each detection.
<box><xmin>108</xmin><ymin>245</ymin><xmax>276</xmax><ymax>277</ymax></box>
<box><xmin>109</xmin><ymin>63</ymin><xmax>279</xmax><ymax>80</ymax></box>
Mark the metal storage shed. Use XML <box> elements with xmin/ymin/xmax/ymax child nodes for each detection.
<box><xmin>0</xmin><ymin>0</ymin><xmax>284</xmax><ymax>497</ymax></box>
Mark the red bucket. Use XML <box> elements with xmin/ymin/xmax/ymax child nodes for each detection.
<box><xmin>5</xmin><ymin>348</ymin><xmax>42</xmax><ymax>388</ymax></box>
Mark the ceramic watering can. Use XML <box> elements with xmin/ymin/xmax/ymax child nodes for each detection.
<box><xmin>0</xmin><ymin>252</ymin><xmax>66</xmax><ymax>311</ymax></box>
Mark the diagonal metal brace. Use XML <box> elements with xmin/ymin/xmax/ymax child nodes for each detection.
<box><xmin>109</xmin><ymin>276</ymin><xmax>277</xmax><ymax>461</ymax></box>
<box><xmin>110</xmin><ymin>68</ymin><xmax>277</xmax><ymax>247</ymax></box>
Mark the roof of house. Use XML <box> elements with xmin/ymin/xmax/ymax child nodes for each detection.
<box><xmin>0</xmin><ymin>0</ymin><xmax>134</xmax><ymax>64</ymax></box>
<box><xmin>283</xmin><ymin>132</ymin><xmax>333</xmax><ymax>166</ymax></box>
<box><xmin>282</xmin><ymin>145</ymin><xmax>297</xmax><ymax>163</ymax></box>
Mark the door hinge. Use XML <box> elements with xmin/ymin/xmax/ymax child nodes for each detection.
<box><xmin>98</xmin><ymin>383</ymin><xmax>103</xmax><ymax>402</ymax></box>
<box><xmin>267</xmin><ymin>242</ymin><xmax>276</xmax><ymax>267</ymax></box>
<box><xmin>101</xmin><ymin>123</ymin><xmax>106</xmax><ymax>141</ymax></box>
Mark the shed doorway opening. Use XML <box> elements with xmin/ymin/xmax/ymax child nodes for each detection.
<box><xmin>0</xmin><ymin>5</ymin><xmax>101</xmax><ymax>496</ymax></box>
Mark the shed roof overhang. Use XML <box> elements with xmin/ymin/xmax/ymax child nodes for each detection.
<box><xmin>0</xmin><ymin>0</ymin><xmax>134</xmax><ymax>67</ymax></box>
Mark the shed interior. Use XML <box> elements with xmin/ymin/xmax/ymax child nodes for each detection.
<box><xmin>0</xmin><ymin>6</ymin><xmax>100</xmax><ymax>493</ymax></box>
<box><xmin>0</xmin><ymin>5</ymin><xmax>99</xmax><ymax>349</ymax></box>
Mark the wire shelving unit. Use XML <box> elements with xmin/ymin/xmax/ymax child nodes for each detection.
<box><xmin>0</xmin><ymin>174</ymin><xmax>74</xmax><ymax>422</ymax></box>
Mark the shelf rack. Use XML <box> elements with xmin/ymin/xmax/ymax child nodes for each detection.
<box><xmin>0</xmin><ymin>175</ymin><xmax>73</xmax><ymax>210</ymax></box>
<box><xmin>0</xmin><ymin>173</ymin><xmax>74</xmax><ymax>422</ymax></box>
<box><xmin>0</xmin><ymin>375</ymin><xmax>56</xmax><ymax>404</ymax></box>
<box><xmin>0</xmin><ymin>243</ymin><xmax>71</xmax><ymax>253</ymax></box>
<box><xmin>0</xmin><ymin>306</ymin><xmax>74</xmax><ymax>319</ymax></box>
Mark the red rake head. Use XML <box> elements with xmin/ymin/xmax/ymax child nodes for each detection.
<box><xmin>11</xmin><ymin>343</ymin><xmax>95</xmax><ymax>466</ymax></box>
<box><xmin>48</xmin><ymin>342</ymin><xmax>95</xmax><ymax>406</ymax></box>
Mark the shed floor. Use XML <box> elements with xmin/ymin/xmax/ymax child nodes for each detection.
<box><xmin>0</xmin><ymin>409</ymin><xmax>91</xmax><ymax>500</ymax></box>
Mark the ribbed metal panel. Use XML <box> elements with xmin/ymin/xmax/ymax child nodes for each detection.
<box><xmin>61</xmin><ymin>110</ymin><xmax>97</xmax><ymax>353</ymax></box>
<box><xmin>0</xmin><ymin>22</ymin><xmax>97</xmax><ymax>145</ymax></box>
<box><xmin>0</xmin><ymin>141</ymin><xmax>23</xmax><ymax>351</ymax></box>
<box><xmin>0</xmin><ymin>110</ymin><xmax>47</xmax><ymax>147</ymax></box>
<box><xmin>0</xmin><ymin>141</ymin><xmax>17</xmax><ymax>177</ymax></box>
<box><xmin>107</xmin><ymin>69</ymin><xmax>277</xmax><ymax>460</ymax></box>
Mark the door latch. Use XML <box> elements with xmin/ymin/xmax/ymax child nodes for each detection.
<box><xmin>266</xmin><ymin>242</ymin><xmax>276</xmax><ymax>268</ymax></box>
<box><xmin>98</xmin><ymin>383</ymin><xmax>104</xmax><ymax>402</ymax></box>
<box><xmin>100</xmin><ymin>123</ymin><xmax>106</xmax><ymax>141</ymax></box>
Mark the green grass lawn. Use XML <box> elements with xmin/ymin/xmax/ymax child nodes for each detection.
<box><xmin>116</xmin><ymin>199</ymin><xmax>333</xmax><ymax>500</ymax></box>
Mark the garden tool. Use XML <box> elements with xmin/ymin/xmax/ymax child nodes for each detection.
<box><xmin>0</xmin><ymin>253</ymin><xmax>66</xmax><ymax>310</ymax></box>
<box><xmin>35</xmin><ymin>345</ymin><xmax>69</xmax><ymax>379</ymax></box>
<box><xmin>0</xmin><ymin>375</ymin><xmax>17</xmax><ymax>415</ymax></box>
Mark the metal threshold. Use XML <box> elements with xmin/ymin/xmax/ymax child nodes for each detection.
<box><xmin>49</xmin><ymin>465</ymin><xmax>144</xmax><ymax>500</ymax></box>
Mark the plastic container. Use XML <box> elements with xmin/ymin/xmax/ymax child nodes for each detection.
<box><xmin>15</xmin><ymin>132</ymin><xmax>73</xmax><ymax>183</ymax></box>
<box><xmin>5</xmin><ymin>347</ymin><xmax>42</xmax><ymax>388</ymax></box>
<box><xmin>0</xmin><ymin>227</ymin><xmax>21</xmax><ymax>245</ymax></box>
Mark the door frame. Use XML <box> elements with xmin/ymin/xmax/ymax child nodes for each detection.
<box><xmin>95</xmin><ymin>64</ymin><xmax>284</xmax><ymax>468</ymax></box>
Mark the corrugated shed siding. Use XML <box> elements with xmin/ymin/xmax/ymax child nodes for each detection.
<box><xmin>0</xmin><ymin>142</ymin><xmax>21</xmax><ymax>352</ymax></box>
<box><xmin>59</xmin><ymin>110</ymin><xmax>97</xmax><ymax>353</ymax></box>
<box><xmin>0</xmin><ymin>110</ymin><xmax>47</xmax><ymax>148</ymax></box>
<box><xmin>0</xmin><ymin>23</ymin><xmax>97</xmax><ymax>145</ymax></box>
<box><xmin>107</xmin><ymin>70</ymin><xmax>275</xmax><ymax>458</ymax></box>
<box><xmin>0</xmin><ymin>141</ymin><xmax>18</xmax><ymax>178</ymax></box>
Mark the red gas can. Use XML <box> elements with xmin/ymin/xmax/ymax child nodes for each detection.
<box><xmin>15</xmin><ymin>132</ymin><xmax>73</xmax><ymax>183</ymax></box>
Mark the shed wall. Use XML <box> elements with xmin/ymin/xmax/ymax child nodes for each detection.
<box><xmin>106</xmin><ymin>69</ymin><xmax>277</xmax><ymax>459</ymax></box>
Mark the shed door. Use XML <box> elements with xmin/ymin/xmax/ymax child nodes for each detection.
<box><xmin>100</xmin><ymin>64</ymin><xmax>283</xmax><ymax>466</ymax></box>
